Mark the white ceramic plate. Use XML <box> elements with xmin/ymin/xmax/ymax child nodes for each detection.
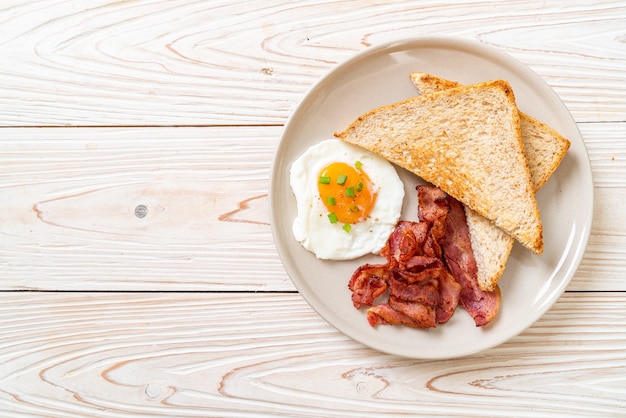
<box><xmin>270</xmin><ymin>37</ymin><xmax>593</xmax><ymax>359</ymax></box>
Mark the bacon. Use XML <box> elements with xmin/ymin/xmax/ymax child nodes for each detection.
<box><xmin>388</xmin><ymin>296</ymin><xmax>436</xmax><ymax>328</ymax></box>
<box><xmin>417</xmin><ymin>185</ymin><xmax>448</xmax><ymax>224</ymax></box>
<box><xmin>435</xmin><ymin>268</ymin><xmax>461</xmax><ymax>324</ymax></box>
<box><xmin>388</xmin><ymin>270</ymin><xmax>439</xmax><ymax>306</ymax></box>
<box><xmin>440</xmin><ymin>196</ymin><xmax>501</xmax><ymax>326</ymax></box>
<box><xmin>381</xmin><ymin>221</ymin><xmax>430</xmax><ymax>265</ymax></box>
<box><xmin>352</xmin><ymin>223</ymin><xmax>451</xmax><ymax>329</ymax></box>
<box><xmin>348</xmin><ymin>263</ymin><xmax>389</xmax><ymax>309</ymax></box>
<box><xmin>351</xmin><ymin>217</ymin><xmax>461</xmax><ymax>329</ymax></box>
<box><xmin>367</xmin><ymin>300</ymin><xmax>435</xmax><ymax>329</ymax></box>
<box><xmin>422</xmin><ymin>229</ymin><xmax>443</xmax><ymax>259</ymax></box>
<box><xmin>402</xmin><ymin>255</ymin><xmax>442</xmax><ymax>272</ymax></box>
<box><xmin>348</xmin><ymin>184</ymin><xmax>500</xmax><ymax>330</ymax></box>
<box><xmin>394</xmin><ymin>265</ymin><xmax>460</xmax><ymax>325</ymax></box>
<box><xmin>417</xmin><ymin>185</ymin><xmax>449</xmax><ymax>242</ymax></box>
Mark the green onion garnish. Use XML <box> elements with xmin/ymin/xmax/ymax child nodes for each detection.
<box><xmin>328</xmin><ymin>212</ymin><xmax>338</xmax><ymax>224</ymax></box>
<box><xmin>319</xmin><ymin>176</ymin><xmax>331</xmax><ymax>184</ymax></box>
<box><xmin>345</xmin><ymin>187</ymin><xmax>355</xmax><ymax>198</ymax></box>
<box><xmin>343</xmin><ymin>223</ymin><xmax>352</xmax><ymax>233</ymax></box>
<box><xmin>355</xmin><ymin>161</ymin><xmax>363</xmax><ymax>170</ymax></box>
<box><xmin>326</xmin><ymin>196</ymin><xmax>336</xmax><ymax>206</ymax></box>
<box><xmin>355</xmin><ymin>182</ymin><xmax>364</xmax><ymax>192</ymax></box>
<box><xmin>336</xmin><ymin>174</ymin><xmax>347</xmax><ymax>185</ymax></box>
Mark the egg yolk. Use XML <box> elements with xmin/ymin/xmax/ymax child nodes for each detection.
<box><xmin>318</xmin><ymin>162</ymin><xmax>377</xmax><ymax>225</ymax></box>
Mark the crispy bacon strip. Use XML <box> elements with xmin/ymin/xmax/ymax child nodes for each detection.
<box><xmin>439</xmin><ymin>196</ymin><xmax>501</xmax><ymax>326</ymax></box>
<box><xmin>435</xmin><ymin>268</ymin><xmax>461</xmax><ymax>324</ymax></box>
<box><xmin>417</xmin><ymin>185</ymin><xmax>449</xmax><ymax>242</ymax></box>
<box><xmin>380</xmin><ymin>221</ymin><xmax>430</xmax><ymax>266</ymax></box>
<box><xmin>348</xmin><ymin>263</ymin><xmax>389</xmax><ymax>309</ymax></box>
<box><xmin>389</xmin><ymin>270</ymin><xmax>439</xmax><ymax>306</ymax></box>
<box><xmin>402</xmin><ymin>255</ymin><xmax>442</xmax><ymax>272</ymax></box>
<box><xmin>367</xmin><ymin>299</ymin><xmax>435</xmax><ymax>329</ymax></box>
<box><xmin>418</xmin><ymin>185</ymin><xmax>501</xmax><ymax>326</ymax></box>
<box><xmin>388</xmin><ymin>296</ymin><xmax>436</xmax><ymax>328</ymax></box>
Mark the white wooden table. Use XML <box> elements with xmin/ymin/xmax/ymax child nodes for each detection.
<box><xmin>1</xmin><ymin>1</ymin><xmax>625</xmax><ymax>416</ymax></box>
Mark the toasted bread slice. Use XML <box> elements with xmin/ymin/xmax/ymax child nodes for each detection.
<box><xmin>410</xmin><ymin>72</ymin><xmax>571</xmax><ymax>192</ymax></box>
<box><xmin>335</xmin><ymin>79</ymin><xmax>544</xmax><ymax>255</ymax></box>
<box><xmin>410</xmin><ymin>73</ymin><xmax>570</xmax><ymax>290</ymax></box>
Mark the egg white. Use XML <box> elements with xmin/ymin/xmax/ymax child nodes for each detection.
<box><xmin>290</xmin><ymin>139</ymin><xmax>404</xmax><ymax>260</ymax></box>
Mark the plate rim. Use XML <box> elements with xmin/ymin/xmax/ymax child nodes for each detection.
<box><xmin>269</xmin><ymin>36</ymin><xmax>594</xmax><ymax>359</ymax></box>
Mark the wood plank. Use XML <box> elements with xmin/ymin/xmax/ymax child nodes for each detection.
<box><xmin>0</xmin><ymin>291</ymin><xmax>625</xmax><ymax>417</ymax></box>
<box><xmin>580</xmin><ymin>121</ymin><xmax>626</xmax><ymax>189</ymax></box>
<box><xmin>1</xmin><ymin>123</ymin><xmax>625</xmax><ymax>291</ymax></box>
<box><xmin>572</xmin><ymin>188</ymin><xmax>626</xmax><ymax>291</ymax></box>
<box><xmin>0</xmin><ymin>126</ymin><xmax>291</xmax><ymax>291</ymax></box>
<box><xmin>0</xmin><ymin>1</ymin><xmax>623</xmax><ymax>126</ymax></box>
<box><xmin>568</xmin><ymin>122</ymin><xmax>626</xmax><ymax>290</ymax></box>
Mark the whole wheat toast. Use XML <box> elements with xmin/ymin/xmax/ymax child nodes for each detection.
<box><xmin>410</xmin><ymin>72</ymin><xmax>570</xmax><ymax>291</ymax></box>
<box><xmin>335</xmin><ymin>79</ymin><xmax>544</xmax><ymax>256</ymax></box>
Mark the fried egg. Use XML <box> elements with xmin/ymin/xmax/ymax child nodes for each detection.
<box><xmin>290</xmin><ymin>139</ymin><xmax>404</xmax><ymax>260</ymax></box>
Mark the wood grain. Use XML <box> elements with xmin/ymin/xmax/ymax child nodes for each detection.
<box><xmin>0</xmin><ymin>126</ymin><xmax>289</xmax><ymax>290</ymax></box>
<box><xmin>0</xmin><ymin>1</ymin><xmax>623</xmax><ymax>126</ymax></box>
<box><xmin>571</xmin><ymin>122</ymin><xmax>626</xmax><ymax>291</ymax></box>
<box><xmin>0</xmin><ymin>292</ymin><xmax>624</xmax><ymax>417</ymax></box>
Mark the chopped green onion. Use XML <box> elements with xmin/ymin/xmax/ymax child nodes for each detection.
<box><xmin>325</xmin><ymin>196</ymin><xmax>336</xmax><ymax>206</ymax></box>
<box><xmin>343</xmin><ymin>223</ymin><xmax>352</xmax><ymax>233</ymax></box>
<box><xmin>336</xmin><ymin>174</ymin><xmax>347</xmax><ymax>185</ymax></box>
<box><xmin>355</xmin><ymin>182</ymin><xmax>364</xmax><ymax>192</ymax></box>
<box><xmin>350</xmin><ymin>205</ymin><xmax>359</xmax><ymax>213</ymax></box>
<box><xmin>355</xmin><ymin>161</ymin><xmax>363</xmax><ymax>170</ymax></box>
<box><xmin>328</xmin><ymin>212</ymin><xmax>338</xmax><ymax>224</ymax></box>
<box><xmin>319</xmin><ymin>176</ymin><xmax>331</xmax><ymax>184</ymax></box>
<box><xmin>345</xmin><ymin>187</ymin><xmax>355</xmax><ymax>198</ymax></box>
